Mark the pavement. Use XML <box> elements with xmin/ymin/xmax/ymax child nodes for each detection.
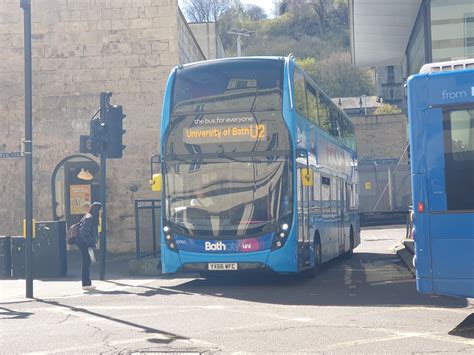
<box><xmin>1</xmin><ymin>228</ymin><xmax>417</xmax><ymax>303</ymax></box>
<box><xmin>0</xmin><ymin>250</ymin><xmax>161</xmax><ymax>303</ymax></box>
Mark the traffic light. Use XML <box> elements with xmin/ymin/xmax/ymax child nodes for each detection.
<box><xmin>79</xmin><ymin>134</ymin><xmax>94</xmax><ymax>154</ymax></box>
<box><xmin>104</xmin><ymin>104</ymin><xmax>126</xmax><ymax>159</ymax></box>
<box><xmin>89</xmin><ymin>116</ymin><xmax>108</xmax><ymax>156</ymax></box>
<box><xmin>80</xmin><ymin>92</ymin><xmax>126</xmax><ymax>158</ymax></box>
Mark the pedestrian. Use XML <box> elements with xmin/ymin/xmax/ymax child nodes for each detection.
<box><xmin>77</xmin><ymin>201</ymin><xmax>103</xmax><ymax>291</ymax></box>
<box><xmin>81</xmin><ymin>201</ymin><xmax>91</xmax><ymax>214</ymax></box>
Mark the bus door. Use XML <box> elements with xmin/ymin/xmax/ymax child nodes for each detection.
<box><xmin>425</xmin><ymin>105</ymin><xmax>474</xmax><ymax>297</ymax></box>
<box><xmin>337</xmin><ymin>178</ymin><xmax>345</xmax><ymax>255</ymax></box>
<box><xmin>297</xmin><ymin>166</ymin><xmax>311</xmax><ymax>268</ymax></box>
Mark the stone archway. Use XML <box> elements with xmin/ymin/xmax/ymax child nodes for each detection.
<box><xmin>51</xmin><ymin>155</ymin><xmax>99</xmax><ymax>227</ymax></box>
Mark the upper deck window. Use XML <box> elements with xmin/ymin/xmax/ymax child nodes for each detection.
<box><xmin>171</xmin><ymin>59</ymin><xmax>284</xmax><ymax>115</ymax></box>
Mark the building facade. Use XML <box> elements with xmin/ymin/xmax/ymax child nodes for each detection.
<box><xmin>0</xmin><ymin>0</ymin><xmax>221</xmax><ymax>252</ymax></box>
<box><xmin>350</xmin><ymin>0</ymin><xmax>473</xmax><ymax>219</ymax></box>
<box><xmin>351</xmin><ymin>0</ymin><xmax>474</xmax><ymax>76</ymax></box>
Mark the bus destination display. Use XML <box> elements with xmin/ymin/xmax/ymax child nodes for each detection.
<box><xmin>182</xmin><ymin>115</ymin><xmax>266</xmax><ymax>144</ymax></box>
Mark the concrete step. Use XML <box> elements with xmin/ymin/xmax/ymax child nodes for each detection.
<box><xmin>128</xmin><ymin>256</ymin><xmax>162</xmax><ymax>276</ymax></box>
<box><xmin>395</xmin><ymin>239</ymin><xmax>415</xmax><ymax>276</ymax></box>
<box><xmin>403</xmin><ymin>239</ymin><xmax>415</xmax><ymax>255</ymax></box>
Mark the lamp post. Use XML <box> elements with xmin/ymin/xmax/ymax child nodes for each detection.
<box><xmin>227</xmin><ymin>29</ymin><xmax>254</xmax><ymax>57</ymax></box>
<box><xmin>20</xmin><ymin>0</ymin><xmax>33</xmax><ymax>299</ymax></box>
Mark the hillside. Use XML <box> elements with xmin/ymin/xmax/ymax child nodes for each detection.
<box><xmin>216</xmin><ymin>0</ymin><xmax>374</xmax><ymax>97</ymax></box>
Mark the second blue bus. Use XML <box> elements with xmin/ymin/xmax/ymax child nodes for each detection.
<box><xmin>152</xmin><ymin>55</ymin><xmax>361</xmax><ymax>275</ymax></box>
<box><xmin>407</xmin><ymin>59</ymin><xmax>474</xmax><ymax>298</ymax></box>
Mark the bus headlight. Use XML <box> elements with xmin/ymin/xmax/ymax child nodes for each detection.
<box><xmin>163</xmin><ymin>225</ymin><xmax>177</xmax><ymax>252</ymax></box>
<box><xmin>272</xmin><ymin>223</ymin><xmax>291</xmax><ymax>250</ymax></box>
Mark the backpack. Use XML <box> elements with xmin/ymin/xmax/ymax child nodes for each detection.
<box><xmin>67</xmin><ymin>221</ymin><xmax>81</xmax><ymax>245</ymax></box>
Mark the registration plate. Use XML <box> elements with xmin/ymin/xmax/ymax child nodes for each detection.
<box><xmin>208</xmin><ymin>263</ymin><xmax>238</xmax><ymax>271</ymax></box>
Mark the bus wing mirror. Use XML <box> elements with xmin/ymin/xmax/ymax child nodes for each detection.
<box><xmin>301</xmin><ymin>168</ymin><xmax>313</xmax><ymax>186</ymax></box>
<box><xmin>296</xmin><ymin>148</ymin><xmax>308</xmax><ymax>159</ymax></box>
<box><xmin>151</xmin><ymin>173</ymin><xmax>162</xmax><ymax>192</ymax></box>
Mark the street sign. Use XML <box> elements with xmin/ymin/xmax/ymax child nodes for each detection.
<box><xmin>0</xmin><ymin>151</ymin><xmax>23</xmax><ymax>159</ymax></box>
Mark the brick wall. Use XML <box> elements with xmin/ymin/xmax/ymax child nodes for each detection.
<box><xmin>351</xmin><ymin>114</ymin><xmax>408</xmax><ymax>164</ymax></box>
<box><xmin>0</xmin><ymin>0</ymin><xmax>205</xmax><ymax>252</ymax></box>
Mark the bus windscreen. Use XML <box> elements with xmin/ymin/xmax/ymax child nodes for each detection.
<box><xmin>171</xmin><ymin>59</ymin><xmax>284</xmax><ymax>115</ymax></box>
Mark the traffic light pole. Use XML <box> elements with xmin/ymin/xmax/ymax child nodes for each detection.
<box><xmin>21</xmin><ymin>0</ymin><xmax>33</xmax><ymax>299</ymax></box>
<box><xmin>84</xmin><ymin>92</ymin><xmax>124</xmax><ymax>280</ymax></box>
<box><xmin>99</xmin><ymin>152</ymin><xmax>106</xmax><ymax>280</ymax></box>
<box><xmin>98</xmin><ymin>92</ymin><xmax>109</xmax><ymax>281</ymax></box>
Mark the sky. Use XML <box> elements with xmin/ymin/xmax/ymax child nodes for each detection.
<box><xmin>178</xmin><ymin>0</ymin><xmax>278</xmax><ymax>19</ymax></box>
<box><xmin>241</xmin><ymin>0</ymin><xmax>277</xmax><ymax>18</ymax></box>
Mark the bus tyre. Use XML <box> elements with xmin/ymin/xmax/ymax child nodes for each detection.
<box><xmin>308</xmin><ymin>235</ymin><xmax>322</xmax><ymax>278</ymax></box>
<box><xmin>344</xmin><ymin>227</ymin><xmax>355</xmax><ymax>259</ymax></box>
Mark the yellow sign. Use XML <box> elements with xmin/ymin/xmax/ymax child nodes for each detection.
<box><xmin>365</xmin><ymin>181</ymin><xmax>372</xmax><ymax>190</ymax></box>
<box><xmin>70</xmin><ymin>184</ymin><xmax>91</xmax><ymax>215</ymax></box>
<box><xmin>151</xmin><ymin>173</ymin><xmax>162</xmax><ymax>192</ymax></box>
<box><xmin>183</xmin><ymin>124</ymin><xmax>266</xmax><ymax>143</ymax></box>
<box><xmin>301</xmin><ymin>168</ymin><xmax>313</xmax><ymax>186</ymax></box>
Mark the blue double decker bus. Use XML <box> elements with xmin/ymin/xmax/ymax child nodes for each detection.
<box><xmin>407</xmin><ymin>59</ymin><xmax>474</xmax><ymax>298</ymax></box>
<box><xmin>152</xmin><ymin>56</ymin><xmax>360</xmax><ymax>275</ymax></box>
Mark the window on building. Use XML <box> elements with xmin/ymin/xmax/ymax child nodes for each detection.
<box><xmin>407</xmin><ymin>6</ymin><xmax>427</xmax><ymax>75</ymax></box>
<box><xmin>387</xmin><ymin>66</ymin><xmax>395</xmax><ymax>83</ymax></box>
<box><xmin>431</xmin><ymin>0</ymin><xmax>474</xmax><ymax>62</ymax></box>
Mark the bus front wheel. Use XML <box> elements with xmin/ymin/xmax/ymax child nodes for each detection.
<box><xmin>307</xmin><ymin>233</ymin><xmax>322</xmax><ymax>278</ymax></box>
<box><xmin>344</xmin><ymin>227</ymin><xmax>355</xmax><ymax>259</ymax></box>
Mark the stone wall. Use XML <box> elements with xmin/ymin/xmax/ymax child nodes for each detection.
<box><xmin>0</xmin><ymin>0</ymin><xmax>205</xmax><ymax>252</ymax></box>
<box><xmin>351</xmin><ymin>114</ymin><xmax>408</xmax><ymax>164</ymax></box>
<box><xmin>177</xmin><ymin>10</ymin><xmax>205</xmax><ymax>64</ymax></box>
<box><xmin>189</xmin><ymin>22</ymin><xmax>225</xmax><ymax>60</ymax></box>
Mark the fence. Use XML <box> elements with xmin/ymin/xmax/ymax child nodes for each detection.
<box><xmin>135</xmin><ymin>199</ymin><xmax>161</xmax><ymax>260</ymax></box>
<box><xmin>358</xmin><ymin>162</ymin><xmax>412</xmax><ymax>224</ymax></box>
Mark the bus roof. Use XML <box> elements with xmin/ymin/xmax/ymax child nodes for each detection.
<box><xmin>176</xmin><ymin>56</ymin><xmax>287</xmax><ymax>70</ymax></box>
<box><xmin>419</xmin><ymin>59</ymin><xmax>474</xmax><ymax>74</ymax></box>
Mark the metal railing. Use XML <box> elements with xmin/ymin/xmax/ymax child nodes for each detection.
<box><xmin>135</xmin><ymin>199</ymin><xmax>161</xmax><ymax>260</ymax></box>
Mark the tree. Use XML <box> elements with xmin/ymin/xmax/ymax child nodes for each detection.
<box><xmin>245</xmin><ymin>4</ymin><xmax>267</xmax><ymax>21</ymax></box>
<box><xmin>300</xmin><ymin>52</ymin><xmax>375</xmax><ymax>98</ymax></box>
<box><xmin>374</xmin><ymin>104</ymin><xmax>402</xmax><ymax>115</ymax></box>
<box><xmin>182</xmin><ymin>0</ymin><xmax>233</xmax><ymax>22</ymax></box>
<box><xmin>308</xmin><ymin>0</ymin><xmax>333</xmax><ymax>38</ymax></box>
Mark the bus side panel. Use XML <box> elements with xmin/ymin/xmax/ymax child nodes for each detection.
<box><xmin>266</xmin><ymin>228</ymin><xmax>299</xmax><ymax>273</ymax></box>
<box><xmin>161</xmin><ymin>237</ymin><xmax>183</xmax><ymax>274</ymax></box>
<box><xmin>412</xmin><ymin>173</ymin><xmax>434</xmax><ymax>294</ymax></box>
<box><xmin>430</xmin><ymin>214</ymin><xmax>474</xmax><ymax>298</ymax></box>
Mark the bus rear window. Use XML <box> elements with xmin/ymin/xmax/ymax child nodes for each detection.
<box><xmin>171</xmin><ymin>59</ymin><xmax>284</xmax><ymax>115</ymax></box>
<box><xmin>443</xmin><ymin>107</ymin><xmax>474</xmax><ymax>211</ymax></box>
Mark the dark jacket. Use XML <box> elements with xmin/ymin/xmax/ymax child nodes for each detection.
<box><xmin>78</xmin><ymin>202</ymin><xmax>102</xmax><ymax>248</ymax></box>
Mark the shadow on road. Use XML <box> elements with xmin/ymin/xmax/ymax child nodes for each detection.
<box><xmin>449</xmin><ymin>313</ymin><xmax>474</xmax><ymax>339</ymax></box>
<box><xmin>165</xmin><ymin>252</ymin><xmax>468</xmax><ymax>309</ymax></box>
<box><xmin>0</xmin><ymin>307</ymin><xmax>33</xmax><ymax>320</ymax></box>
<box><xmin>36</xmin><ymin>298</ymin><xmax>189</xmax><ymax>345</ymax></box>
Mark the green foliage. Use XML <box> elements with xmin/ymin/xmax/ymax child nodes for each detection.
<box><xmin>374</xmin><ymin>104</ymin><xmax>402</xmax><ymax>115</ymax></box>
<box><xmin>297</xmin><ymin>53</ymin><xmax>374</xmax><ymax>98</ymax></box>
<box><xmin>313</xmin><ymin>52</ymin><xmax>374</xmax><ymax>97</ymax></box>
<box><xmin>213</xmin><ymin>0</ymin><xmax>373</xmax><ymax>97</ymax></box>
<box><xmin>297</xmin><ymin>57</ymin><xmax>318</xmax><ymax>78</ymax></box>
